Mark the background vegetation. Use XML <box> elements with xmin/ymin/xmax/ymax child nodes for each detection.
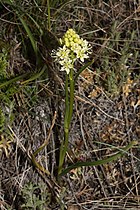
<box><xmin>0</xmin><ymin>0</ymin><xmax>140</xmax><ymax>209</ymax></box>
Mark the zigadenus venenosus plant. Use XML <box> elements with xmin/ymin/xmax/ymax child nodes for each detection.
<box><xmin>52</xmin><ymin>29</ymin><xmax>136</xmax><ymax>177</ymax></box>
<box><xmin>52</xmin><ymin>29</ymin><xmax>92</xmax><ymax>175</ymax></box>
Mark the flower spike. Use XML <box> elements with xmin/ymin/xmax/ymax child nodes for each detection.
<box><xmin>52</xmin><ymin>29</ymin><xmax>91</xmax><ymax>74</ymax></box>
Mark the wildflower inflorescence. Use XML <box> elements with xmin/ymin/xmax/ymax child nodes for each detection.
<box><xmin>52</xmin><ymin>29</ymin><xmax>91</xmax><ymax>74</ymax></box>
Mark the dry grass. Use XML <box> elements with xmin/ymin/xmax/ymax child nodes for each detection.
<box><xmin>0</xmin><ymin>0</ymin><xmax>140</xmax><ymax>209</ymax></box>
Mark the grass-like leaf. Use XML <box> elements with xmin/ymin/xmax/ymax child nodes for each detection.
<box><xmin>18</xmin><ymin>15</ymin><xmax>38</xmax><ymax>56</ymax></box>
<box><xmin>59</xmin><ymin>140</ymin><xmax>137</xmax><ymax>177</ymax></box>
<box><xmin>74</xmin><ymin>59</ymin><xmax>94</xmax><ymax>82</ymax></box>
<box><xmin>0</xmin><ymin>66</ymin><xmax>46</xmax><ymax>89</ymax></box>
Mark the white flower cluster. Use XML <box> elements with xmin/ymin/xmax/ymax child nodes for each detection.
<box><xmin>52</xmin><ymin>29</ymin><xmax>91</xmax><ymax>74</ymax></box>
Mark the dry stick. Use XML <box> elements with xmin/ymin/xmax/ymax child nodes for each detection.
<box><xmin>119</xmin><ymin>178</ymin><xmax>140</xmax><ymax>205</ymax></box>
<box><xmin>30</xmin><ymin>111</ymin><xmax>57</xmax><ymax>175</ymax></box>
<box><xmin>8</xmin><ymin>112</ymin><xmax>59</xmax><ymax>189</ymax></box>
<box><xmin>93</xmin><ymin>166</ymin><xmax>108</xmax><ymax>200</ymax></box>
<box><xmin>8</xmin><ymin>125</ymin><xmax>53</xmax><ymax>189</ymax></box>
<box><xmin>122</xmin><ymin>92</ymin><xmax>139</xmax><ymax>201</ymax></box>
<box><xmin>75</xmin><ymin>95</ymin><xmax>124</xmax><ymax>123</ymax></box>
<box><xmin>33</xmin><ymin>111</ymin><xmax>57</xmax><ymax>156</ymax></box>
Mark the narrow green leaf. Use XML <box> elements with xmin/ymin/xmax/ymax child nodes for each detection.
<box><xmin>74</xmin><ymin>59</ymin><xmax>94</xmax><ymax>82</ymax></box>
<box><xmin>59</xmin><ymin>140</ymin><xmax>137</xmax><ymax>177</ymax></box>
<box><xmin>0</xmin><ymin>66</ymin><xmax>46</xmax><ymax>88</ymax></box>
<box><xmin>27</xmin><ymin>14</ymin><xmax>43</xmax><ymax>36</ymax></box>
<box><xmin>21</xmin><ymin>65</ymin><xmax>46</xmax><ymax>85</ymax></box>
<box><xmin>0</xmin><ymin>74</ymin><xmax>28</xmax><ymax>89</ymax></box>
<box><xmin>18</xmin><ymin>16</ymin><xmax>38</xmax><ymax>56</ymax></box>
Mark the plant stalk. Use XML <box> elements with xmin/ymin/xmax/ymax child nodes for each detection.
<box><xmin>47</xmin><ymin>0</ymin><xmax>51</xmax><ymax>30</ymax></box>
<box><xmin>58</xmin><ymin>69</ymin><xmax>74</xmax><ymax>175</ymax></box>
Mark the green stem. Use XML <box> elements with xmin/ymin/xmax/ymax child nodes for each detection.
<box><xmin>58</xmin><ymin>69</ymin><xmax>75</xmax><ymax>175</ymax></box>
<box><xmin>62</xmin><ymin>69</ymin><xmax>74</xmax><ymax>165</ymax></box>
<box><xmin>47</xmin><ymin>0</ymin><xmax>51</xmax><ymax>30</ymax></box>
<box><xmin>68</xmin><ymin>69</ymin><xmax>74</xmax><ymax>124</ymax></box>
<box><xmin>64</xmin><ymin>74</ymin><xmax>69</xmax><ymax>126</ymax></box>
<box><xmin>58</xmin><ymin>74</ymin><xmax>69</xmax><ymax>174</ymax></box>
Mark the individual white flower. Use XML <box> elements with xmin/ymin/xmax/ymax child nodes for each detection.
<box><xmin>56</xmin><ymin>45</ymin><xmax>70</xmax><ymax>60</ymax></box>
<box><xmin>77</xmin><ymin>50</ymin><xmax>89</xmax><ymax>62</ymax></box>
<box><xmin>60</xmin><ymin>58</ymin><xmax>73</xmax><ymax>74</ymax></box>
<box><xmin>71</xmin><ymin>42</ymin><xmax>81</xmax><ymax>53</ymax></box>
